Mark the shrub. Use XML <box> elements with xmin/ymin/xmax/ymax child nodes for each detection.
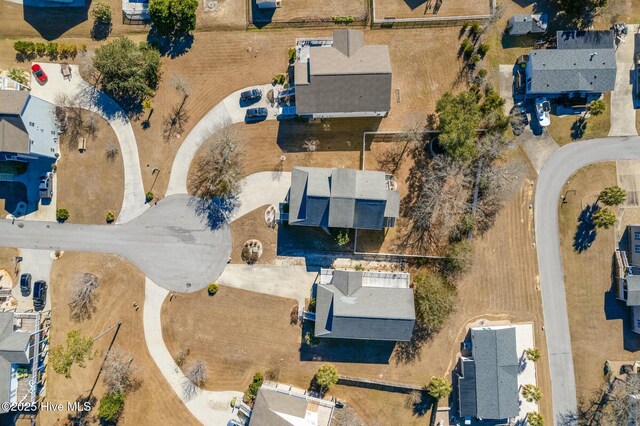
<box><xmin>207</xmin><ymin>283</ymin><xmax>219</xmax><ymax>296</ymax></box>
<box><xmin>335</xmin><ymin>230</ymin><xmax>350</xmax><ymax>246</ymax></box>
<box><xmin>354</xmin><ymin>264</ymin><xmax>364</xmax><ymax>271</ymax></box>
<box><xmin>426</xmin><ymin>376</ymin><xmax>452</xmax><ymax>400</ymax></box>
<box><xmin>460</xmin><ymin>39</ymin><xmax>473</xmax><ymax>56</ymax></box>
<box><xmin>477</xmin><ymin>43</ymin><xmax>490</xmax><ymax>57</ymax></box>
<box><xmin>142</xmin><ymin>99</ymin><xmax>153</xmax><ymax>110</ymax></box>
<box><xmin>477</xmin><ymin>68</ymin><xmax>488</xmax><ymax>79</ymax></box>
<box><xmin>243</xmin><ymin>372</ymin><xmax>264</xmax><ymax>403</ymax></box>
<box><xmin>288</xmin><ymin>47</ymin><xmax>296</xmax><ymax>62</ymax></box>
<box><xmin>14</xmin><ymin>41</ymin><xmax>35</xmax><ymax>58</ymax></box>
<box><xmin>469</xmin><ymin>54</ymin><xmax>481</xmax><ymax>65</ymax></box>
<box><xmin>230</xmin><ymin>396</ymin><xmax>237</xmax><ymax>407</ymax></box>
<box><xmin>273</xmin><ymin>74</ymin><xmax>286</xmax><ymax>85</ymax></box>
<box><xmin>588</xmin><ymin>99</ymin><xmax>606</xmax><ymax>116</ymax></box>
<box><xmin>332</xmin><ymin>15</ymin><xmax>355</xmax><ymax>24</ymax></box>
<box><xmin>593</xmin><ymin>208</ymin><xmax>616</xmax><ymax>229</ymax></box>
<box><xmin>174</xmin><ymin>348</ymin><xmax>190</xmax><ymax>367</ymax></box>
<box><xmin>308</xmin><ymin>297</ymin><xmax>316</xmax><ymax>313</ymax></box>
<box><xmin>6</xmin><ymin>67</ymin><xmax>28</xmax><ymax>85</ymax></box>
<box><xmin>149</xmin><ymin>0</ymin><xmax>198</xmax><ymax>37</ymax></box>
<box><xmin>105</xmin><ymin>211</ymin><xmax>115</xmax><ymax>223</ymax></box>
<box><xmin>91</xmin><ymin>1</ymin><xmax>113</xmax><ymax>22</ymax></box>
<box><xmin>98</xmin><ymin>392</ymin><xmax>125</xmax><ymax>422</ymax></box>
<box><xmin>56</xmin><ymin>208</ymin><xmax>70</xmax><ymax>222</ymax></box>
<box><xmin>34</xmin><ymin>43</ymin><xmax>47</xmax><ymax>57</ymax></box>
<box><xmin>145</xmin><ymin>192</ymin><xmax>154</xmax><ymax>203</ymax></box>
<box><xmin>599</xmin><ymin>185</ymin><xmax>626</xmax><ymax>206</ymax></box>
<box><xmin>522</xmin><ymin>384</ymin><xmax>542</xmax><ymax>403</ymax></box>
<box><xmin>470</xmin><ymin>21</ymin><xmax>482</xmax><ymax>38</ymax></box>
<box><xmin>46</xmin><ymin>42</ymin><xmax>59</xmax><ymax>59</ymax></box>
<box><xmin>304</xmin><ymin>331</ymin><xmax>319</xmax><ymax>346</ymax></box>
<box><xmin>315</xmin><ymin>364</ymin><xmax>339</xmax><ymax>392</ymax></box>
<box><xmin>525</xmin><ymin>347</ymin><xmax>541</xmax><ymax>362</ymax></box>
<box><xmin>527</xmin><ymin>412</ymin><xmax>544</xmax><ymax>426</ymax></box>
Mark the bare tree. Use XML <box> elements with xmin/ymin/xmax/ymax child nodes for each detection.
<box><xmin>183</xmin><ymin>359</ymin><xmax>207</xmax><ymax>400</ymax></box>
<box><xmin>102</xmin><ymin>346</ymin><xmax>141</xmax><ymax>394</ymax></box>
<box><xmin>188</xmin><ymin>124</ymin><xmax>245</xmax><ymax>199</ymax></box>
<box><xmin>105</xmin><ymin>144</ymin><xmax>119</xmax><ymax>161</ymax></box>
<box><xmin>55</xmin><ymin>92</ymin><xmax>96</xmax><ymax>149</ymax></box>
<box><xmin>68</xmin><ymin>273</ymin><xmax>99</xmax><ymax>322</ymax></box>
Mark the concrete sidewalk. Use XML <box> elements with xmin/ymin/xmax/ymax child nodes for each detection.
<box><xmin>609</xmin><ymin>26</ymin><xmax>639</xmax><ymax>137</ymax></box>
<box><xmin>166</xmin><ymin>83</ymin><xmax>280</xmax><ymax>196</ymax></box>
<box><xmin>30</xmin><ymin>62</ymin><xmax>148</xmax><ymax>223</ymax></box>
<box><xmin>143</xmin><ymin>279</ymin><xmax>244</xmax><ymax>426</ymax></box>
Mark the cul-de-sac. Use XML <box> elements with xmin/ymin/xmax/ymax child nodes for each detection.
<box><xmin>0</xmin><ymin>0</ymin><xmax>639</xmax><ymax>425</ymax></box>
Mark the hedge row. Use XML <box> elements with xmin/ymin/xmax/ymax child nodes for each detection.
<box><xmin>14</xmin><ymin>41</ymin><xmax>87</xmax><ymax>60</ymax></box>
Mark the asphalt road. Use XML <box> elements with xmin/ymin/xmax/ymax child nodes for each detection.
<box><xmin>0</xmin><ymin>195</ymin><xmax>231</xmax><ymax>293</ymax></box>
<box><xmin>535</xmin><ymin>136</ymin><xmax>640</xmax><ymax>423</ymax></box>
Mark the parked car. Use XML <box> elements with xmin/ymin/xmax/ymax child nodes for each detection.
<box><xmin>31</xmin><ymin>64</ymin><xmax>48</xmax><ymax>83</ymax></box>
<box><xmin>245</xmin><ymin>107</ymin><xmax>268</xmax><ymax>121</ymax></box>
<box><xmin>240</xmin><ymin>88</ymin><xmax>262</xmax><ymax>102</ymax></box>
<box><xmin>39</xmin><ymin>172</ymin><xmax>53</xmax><ymax>199</ymax></box>
<box><xmin>33</xmin><ymin>280</ymin><xmax>47</xmax><ymax>311</ymax></box>
<box><xmin>19</xmin><ymin>273</ymin><xmax>31</xmax><ymax>297</ymax></box>
<box><xmin>535</xmin><ymin>97</ymin><xmax>551</xmax><ymax>127</ymax></box>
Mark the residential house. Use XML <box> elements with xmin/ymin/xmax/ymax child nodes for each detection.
<box><xmin>313</xmin><ymin>268</ymin><xmax>415</xmax><ymax>341</ymax></box>
<box><xmin>0</xmin><ymin>312</ymin><xmax>42</xmax><ymax>414</ymax></box>
<box><xmin>614</xmin><ymin>225</ymin><xmax>640</xmax><ymax>334</ymax></box>
<box><xmin>457</xmin><ymin>326</ymin><xmax>520</xmax><ymax>423</ymax></box>
<box><xmin>249</xmin><ymin>381</ymin><xmax>335</xmax><ymax>426</ymax></box>
<box><xmin>283</xmin><ymin>167</ymin><xmax>400</xmax><ymax>231</ymax></box>
<box><xmin>524</xmin><ymin>30</ymin><xmax>617</xmax><ymax>103</ymax></box>
<box><xmin>507</xmin><ymin>13</ymin><xmax>548</xmax><ymax>36</ymax></box>
<box><xmin>0</xmin><ymin>88</ymin><xmax>59</xmax><ymax>162</ymax></box>
<box><xmin>292</xmin><ymin>29</ymin><xmax>392</xmax><ymax>119</ymax></box>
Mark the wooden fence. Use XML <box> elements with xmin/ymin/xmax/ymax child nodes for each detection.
<box><xmin>338</xmin><ymin>375</ymin><xmax>423</xmax><ymax>393</ymax></box>
<box><xmin>371</xmin><ymin>0</ymin><xmax>496</xmax><ymax>29</ymax></box>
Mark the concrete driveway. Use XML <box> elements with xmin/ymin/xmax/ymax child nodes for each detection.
<box><xmin>166</xmin><ymin>83</ymin><xmax>281</xmax><ymax>196</ymax></box>
<box><xmin>609</xmin><ymin>26</ymin><xmax>639</xmax><ymax>137</ymax></box>
<box><xmin>230</xmin><ymin>171</ymin><xmax>291</xmax><ymax>222</ymax></box>
<box><xmin>535</xmin><ymin>135</ymin><xmax>640</xmax><ymax>422</ymax></box>
<box><xmin>30</xmin><ymin>62</ymin><xmax>148</xmax><ymax>223</ymax></box>
<box><xmin>0</xmin><ymin>195</ymin><xmax>231</xmax><ymax>293</ymax></box>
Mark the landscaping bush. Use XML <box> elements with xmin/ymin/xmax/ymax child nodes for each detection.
<box><xmin>469</xmin><ymin>54</ymin><xmax>481</xmax><ymax>65</ymax></box>
<box><xmin>98</xmin><ymin>392</ymin><xmax>125</xmax><ymax>423</ymax></box>
<box><xmin>308</xmin><ymin>297</ymin><xmax>316</xmax><ymax>313</ymax></box>
<box><xmin>105</xmin><ymin>211</ymin><xmax>115</xmax><ymax>223</ymax></box>
<box><xmin>335</xmin><ymin>230</ymin><xmax>349</xmax><ymax>246</ymax></box>
<box><xmin>145</xmin><ymin>192</ymin><xmax>154</xmax><ymax>203</ymax></box>
<box><xmin>56</xmin><ymin>208</ymin><xmax>70</xmax><ymax>222</ymax></box>
<box><xmin>6</xmin><ymin>67</ymin><xmax>28</xmax><ymax>85</ymax></box>
<box><xmin>288</xmin><ymin>47</ymin><xmax>296</xmax><ymax>62</ymax></box>
<box><xmin>332</xmin><ymin>15</ymin><xmax>355</xmax><ymax>24</ymax></box>
<box><xmin>207</xmin><ymin>283</ymin><xmax>218</xmax><ymax>296</ymax></box>
<box><xmin>149</xmin><ymin>0</ymin><xmax>198</xmax><ymax>37</ymax></box>
<box><xmin>460</xmin><ymin>39</ymin><xmax>473</xmax><ymax>57</ymax></box>
<box><xmin>46</xmin><ymin>42</ymin><xmax>59</xmax><ymax>59</ymax></box>
<box><xmin>477</xmin><ymin>68</ymin><xmax>488</xmax><ymax>79</ymax></box>
<box><xmin>34</xmin><ymin>43</ymin><xmax>47</xmax><ymax>57</ymax></box>
<box><xmin>91</xmin><ymin>1</ymin><xmax>113</xmax><ymax>22</ymax></box>
<box><xmin>469</xmin><ymin>21</ymin><xmax>483</xmax><ymax>38</ymax></box>
<box><xmin>243</xmin><ymin>372</ymin><xmax>264</xmax><ymax>403</ymax></box>
<box><xmin>273</xmin><ymin>74</ymin><xmax>286</xmax><ymax>85</ymax></box>
<box><xmin>477</xmin><ymin>43</ymin><xmax>490</xmax><ymax>57</ymax></box>
<box><xmin>14</xmin><ymin>41</ymin><xmax>35</xmax><ymax>58</ymax></box>
<box><xmin>315</xmin><ymin>364</ymin><xmax>339</xmax><ymax>394</ymax></box>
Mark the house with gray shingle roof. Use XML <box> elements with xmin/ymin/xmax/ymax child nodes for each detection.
<box><xmin>249</xmin><ymin>381</ymin><xmax>335</xmax><ymax>426</ymax></box>
<box><xmin>507</xmin><ymin>13</ymin><xmax>547</xmax><ymax>36</ymax></box>
<box><xmin>284</xmin><ymin>167</ymin><xmax>400</xmax><ymax>231</ymax></box>
<box><xmin>313</xmin><ymin>268</ymin><xmax>415</xmax><ymax>341</ymax></box>
<box><xmin>0</xmin><ymin>85</ymin><xmax>59</xmax><ymax>162</ymax></box>
<box><xmin>457</xmin><ymin>326</ymin><xmax>520</xmax><ymax>422</ymax></box>
<box><xmin>614</xmin><ymin>225</ymin><xmax>640</xmax><ymax>334</ymax></box>
<box><xmin>525</xmin><ymin>30</ymin><xmax>617</xmax><ymax>102</ymax></box>
<box><xmin>293</xmin><ymin>29</ymin><xmax>392</xmax><ymax>119</ymax></box>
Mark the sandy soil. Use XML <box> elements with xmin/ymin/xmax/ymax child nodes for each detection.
<box><xmin>557</xmin><ymin>163</ymin><xmax>639</xmax><ymax>402</ymax></box>
<box><xmin>56</xmin><ymin>112</ymin><xmax>124</xmax><ymax>224</ymax></box>
<box><xmin>42</xmin><ymin>252</ymin><xmax>199</xmax><ymax>426</ymax></box>
<box><xmin>374</xmin><ymin>0</ymin><xmax>491</xmax><ymax>20</ymax></box>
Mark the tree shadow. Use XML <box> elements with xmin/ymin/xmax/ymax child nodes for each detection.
<box><xmin>571</xmin><ymin>116</ymin><xmax>587</xmax><ymax>140</ymax></box>
<box><xmin>90</xmin><ymin>21</ymin><xmax>112</xmax><ymax>41</ymax></box>
<box><xmin>393</xmin><ymin>325</ymin><xmax>431</xmax><ymax>365</ymax></box>
<box><xmin>573</xmin><ymin>203</ymin><xmax>598</xmax><ymax>253</ymax></box>
<box><xmin>190</xmin><ymin>195</ymin><xmax>239</xmax><ymax>230</ymax></box>
<box><xmin>147</xmin><ymin>30</ymin><xmax>194</xmax><ymax>59</ymax></box>
<box><xmin>23</xmin><ymin>2</ymin><xmax>89</xmax><ymax>41</ymax></box>
<box><xmin>404</xmin><ymin>390</ymin><xmax>433</xmax><ymax>417</ymax></box>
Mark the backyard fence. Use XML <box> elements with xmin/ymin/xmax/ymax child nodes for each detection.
<box><xmin>371</xmin><ymin>0</ymin><xmax>496</xmax><ymax>29</ymax></box>
<box><xmin>247</xmin><ymin>1</ymin><xmax>369</xmax><ymax>30</ymax></box>
<box><xmin>338</xmin><ymin>375</ymin><xmax>423</xmax><ymax>393</ymax></box>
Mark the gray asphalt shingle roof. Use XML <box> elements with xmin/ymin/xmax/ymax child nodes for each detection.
<box><xmin>294</xmin><ymin>29</ymin><xmax>392</xmax><ymax>116</ymax></box>
<box><xmin>250</xmin><ymin>387</ymin><xmax>309</xmax><ymax>426</ymax></box>
<box><xmin>508</xmin><ymin>14</ymin><xmax>547</xmax><ymax>35</ymax></box>
<box><xmin>556</xmin><ymin>30</ymin><xmax>614</xmax><ymax>50</ymax></box>
<box><xmin>314</xmin><ymin>269</ymin><xmax>415</xmax><ymax>341</ymax></box>
<box><xmin>468</xmin><ymin>327</ymin><xmax>520</xmax><ymax>420</ymax></box>
<box><xmin>527</xmin><ymin>48</ymin><xmax>617</xmax><ymax>94</ymax></box>
<box><xmin>288</xmin><ymin>167</ymin><xmax>399</xmax><ymax>230</ymax></box>
<box><xmin>458</xmin><ymin>358</ymin><xmax>478</xmax><ymax>418</ymax></box>
<box><xmin>0</xmin><ymin>312</ymin><xmax>32</xmax><ymax>414</ymax></box>
<box><xmin>627</xmin><ymin>275</ymin><xmax>640</xmax><ymax>306</ymax></box>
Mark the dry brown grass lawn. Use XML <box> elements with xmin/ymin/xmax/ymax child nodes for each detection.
<box><xmin>56</xmin><ymin>112</ymin><xmax>124</xmax><ymax>225</ymax></box>
<box><xmin>251</xmin><ymin>0</ymin><xmax>367</xmax><ymax>22</ymax></box>
<box><xmin>547</xmin><ymin>94</ymin><xmax>611</xmax><ymax>146</ymax></box>
<box><xmin>163</xmin><ymin>154</ymin><xmax>552</xmax><ymax>423</ymax></box>
<box><xmin>374</xmin><ymin>0</ymin><xmax>491</xmax><ymax>19</ymax></box>
<box><xmin>229</xmin><ymin>204</ymin><xmax>279</xmax><ymax>264</ymax></box>
<box><xmin>0</xmin><ymin>247</ymin><xmax>19</xmax><ymax>284</ymax></box>
<box><xmin>43</xmin><ymin>252</ymin><xmax>198</xmax><ymax>426</ymax></box>
<box><xmin>557</xmin><ymin>163</ymin><xmax>634</xmax><ymax>401</ymax></box>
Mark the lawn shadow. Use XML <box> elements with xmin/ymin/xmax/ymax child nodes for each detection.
<box><xmin>571</xmin><ymin>116</ymin><xmax>587</xmax><ymax>140</ymax></box>
<box><xmin>23</xmin><ymin>2</ymin><xmax>89</xmax><ymax>41</ymax></box>
<box><xmin>0</xmin><ymin>182</ymin><xmax>29</xmax><ymax>217</ymax></box>
<box><xmin>276</xmin><ymin>224</ymin><xmax>354</xmax><ymax>271</ymax></box>
<box><xmin>250</xmin><ymin>0</ymin><xmax>276</xmax><ymax>28</ymax></box>
<box><xmin>299</xmin><ymin>322</ymin><xmax>395</xmax><ymax>363</ymax></box>
<box><xmin>573</xmin><ymin>203</ymin><xmax>598</xmax><ymax>253</ymax></box>
<box><xmin>393</xmin><ymin>325</ymin><xmax>431</xmax><ymax>365</ymax></box>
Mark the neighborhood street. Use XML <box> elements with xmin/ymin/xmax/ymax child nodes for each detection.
<box><xmin>0</xmin><ymin>194</ymin><xmax>231</xmax><ymax>293</ymax></box>
<box><xmin>535</xmin><ymin>136</ymin><xmax>640</xmax><ymax>422</ymax></box>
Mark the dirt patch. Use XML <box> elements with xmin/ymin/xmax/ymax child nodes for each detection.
<box><xmin>163</xmin><ymin>158</ymin><xmax>551</xmax><ymax>423</ymax></box>
<box><xmin>56</xmin><ymin>112</ymin><xmax>124</xmax><ymax>224</ymax></box>
<box><xmin>547</xmin><ymin>94</ymin><xmax>611</xmax><ymax>146</ymax></box>
<box><xmin>374</xmin><ymin>0</ymin><xmax>491</xmax><ymax>20</ymax></box>
<box><xmin>42</xmin><ymin>252</ymin><xmax>198</xmax><ymax>426</ymax></box>
<box><xmin>557</xmin><ymin>163</ymin><xmax>639</xmax><ymax>402</ymax></box>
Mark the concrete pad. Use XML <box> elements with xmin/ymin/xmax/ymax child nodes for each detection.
<box><xmin>499</xmin><ymin>64</ymin><xmax>515</xmax><ymax>115</ymax></box>
<box><xmin>617</xmin><ymin>160</ymin><xmax>640</xmax><ymax>206</ymax></box>
<box><xmin>520</xmin><ymin>128</ymin><xmax>559</xmax><ymax>173</ymax></box>
<box><xmin>515</xmin><ymin>323</ymin><xmax>539</xmax><ymax>421</ymax></box>
<box><xmin>12</xmin><ymin>249</ymin><xmax>53</xmax><ymax>312</ymax></box>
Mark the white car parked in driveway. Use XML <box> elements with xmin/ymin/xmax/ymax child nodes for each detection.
<box><xmin>535</xmin><ymin>97</ymin><xmax>551</xmax><ymax>127</ymax></box>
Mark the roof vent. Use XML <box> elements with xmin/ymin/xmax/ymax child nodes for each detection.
<box><xmin>590</xmin><ymin>52</ymin><xmax>598</xmax><ymax>61</ymax></box>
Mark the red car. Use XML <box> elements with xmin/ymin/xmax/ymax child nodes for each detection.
<box><xmin>31</xmin><ymin>64</ymin><xmax>47</xmax><ymax>83</ymax></box>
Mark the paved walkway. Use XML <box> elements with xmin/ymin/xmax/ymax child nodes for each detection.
<box><xmin>144</xmin><ymin>279</ymin><xmax>243</xmax><ymax>426</ymax></box>
<box><xmin>166</xmin><ymin>84</ymin><xmax>280</xmax><ymax>196</ymax></box>
<box><xmin>31</xmin><ymin>62</ymin><xmax>148</xmax><ymax>223</ymax></box>
<box><xmin>0</xmin><ymin>195</ymin><xmax>231</xmax><ymax>293</ymax></box>
<box><xmin>218</xmin><ymin>265</ymin><xmax>316</xmax><ymax>304</ymax></box>
<box><xmin>230</xmin><ymin>171</ymin><xmax>291</xmax><ymax>222</ymax></box>
<box><xmin>535</xmin><ymin>136</ymin><xmax>640</xmax><ymax>422</ymax></box>
<box><xmin>609</xmin><ymin>27</ymin><xmax>639</xmax><ymax>137</ymax></box>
